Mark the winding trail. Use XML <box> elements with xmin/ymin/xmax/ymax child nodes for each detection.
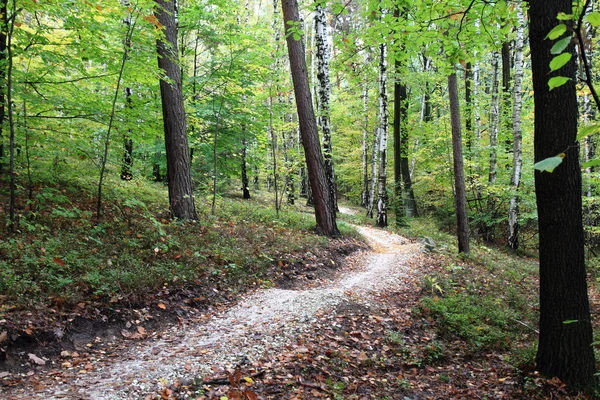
<box><xmin>5</xmin><ymin>223</ymin><xmax>422</xmax><ymax>400</ymax></box>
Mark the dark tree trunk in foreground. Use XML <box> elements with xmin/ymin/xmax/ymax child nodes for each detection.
<box><xmin>281</xmin><ymin>0</ymin><xmax>339</xmax><ymax>237</ymax></box>
<box><xmin>529</xmin><ymin>0</ymin><xmax>595</xmax><ymax>389</ymax></box>
<box><xmin>448</xmin><ymin>72</ymin><xmax>469</xmax><ymax>254</ymax></box>
<box><xmin>155</xmin><ymin>0</ymin><xmax>197</xmax><ymax>220</ymax></box>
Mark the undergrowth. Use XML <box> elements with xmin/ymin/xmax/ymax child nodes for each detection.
<box><xmin>393</xmin><ymin>217</ymin><xmax>540</xmax><ymax>369</ymax></box>
<box><xmin>0</xmin><ymin>172</ymin><xmax>353</xmax><ymax>314</ymax></box>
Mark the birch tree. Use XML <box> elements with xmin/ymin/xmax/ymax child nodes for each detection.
<box><xmin>507</xmin><ymin>3</ymin><xmax>524</xmax><ymax>251</ymax></box>
<box><xmin>281</xmin><ymin>0</ymin><xmax>339</xmax><ymax>237</ymax></box>
<box><xmin>376</xmin><ymin>40</ymin><xmax>388</xmax><ymax>228</ymax></box>
<box><xmin>315</xmin><ymin>0</ymin><xmax>337</xmax><ymax>212</ymax></box>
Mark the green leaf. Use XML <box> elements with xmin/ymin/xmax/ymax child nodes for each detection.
<box><xmin>557</xmin><ymin>13</ymin><xmax>573</xmax><ymax>21</ymax></box>
<box><xmin>549</xmin><ymin>53</ymin><xmax>572</xmax><ymax>72</ymax></box>
<box><xmin>582</xmin><ymin>159</ymin><xmax>600</xmax><ymax>169</ymax></box>
<box><xmin>562</xmin><ymin>320</ymin><xmax>579</xmax><ymax>325</ymax></box>
<box><xmin>548</xmin><ymin>76</ymin><xmax>571</xmax><ymax>90</ymax></box>
<box><xmin>550</xmin><ymin>37</ymin><xmax>571</xmax><ymax>54</ymax></box>
<box><xmin>534</xmin><ymin>154</ymin><xmax>566</xmax><ymax>173</ymax></box>
<box><xmin>545</xmin><ymin>24</ymin><xmax>567</xmax><ymax>40</ymax></box>
<box><xmin>577</xmin><ymin>123</ymin><xmax>600</xmax><ymax>140</ymax></box>
<box><xmin>586</xmin><ymin>11</ymin><xmax>600</xmax><ymax>27</ymax></box>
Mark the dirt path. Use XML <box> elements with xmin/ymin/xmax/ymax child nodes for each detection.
<box><xmin>5</xmin><ymin>225</ymin><xmax>422</xmax><ymax>400</ymax></box>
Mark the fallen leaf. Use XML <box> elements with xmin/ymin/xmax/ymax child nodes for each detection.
<box><xmin>157</xmin><ymin>303</ymin><xmax>167</xmax><ymax>310</ymax></box>
<box><xmin>28</xmin><ymin>353</ymin><xmax>46</xmax><ymax>365</ymax></box>
<box><xmin>137</xmin><ymin>326</ymin><xmax>147</xmax><ymax>335</ymax></box>
<box><xmin>0</xmin><ymin>330</ymin><xmax>7</xmax><ymax>343</ymax></box>
<box><xmin>52</xmin><ymin>257</ymin><xmax>66</xmax><ymax>267</ymax></box>
<box><xmin>357</xmin><ymin>351</ymin><xmax>368</xmax><ymax>361</ymax></box>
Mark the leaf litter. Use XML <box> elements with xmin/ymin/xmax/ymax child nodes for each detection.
<box><xmin>1</xmin><ymin>224</ymin><xmax>592</xmax><ymax>399</ymax></box>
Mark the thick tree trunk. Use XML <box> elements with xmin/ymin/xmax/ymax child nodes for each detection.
<box><xmin>448</xmin><ymin>72</ymin><xmax>469</xmax><ymax>254</ymax></box>
<box><xmin>315</xmin><ymin>2</ymin><xmax>337</xmax><ymax>213</ymax></box>
<box><xmin>155</xmin><ymin>0</ymin><xmax>197</xmax><ymax>220</ymax></box>
<box><xmin>507</xmin><ymin>3</ymin><xmax>525</xmax><ymax>251</ymax></box>
<box><xmin>281</xmin><ymin>0</ymin><xmax>339</xmax><ymax>237</ymax></box>
<box><xmin>529</xmin><ymin>0</ymin><xmax>596</xmax><ymax>389</ymax></box>
<box><xmin>376</xmin><ymin>42</ymin><xmax>388</xmax><ymax>228</ymax></box>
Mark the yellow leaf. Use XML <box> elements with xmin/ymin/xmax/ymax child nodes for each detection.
<box><xmin>243</xmin><ymin>376</ymin><xmax>254</xmax><ymax>383</ymax></box>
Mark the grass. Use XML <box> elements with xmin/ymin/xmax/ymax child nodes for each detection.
<box><xmin>390</xmin><ymin>216</ymin><xmax>540</xmax><ymax>363</ymax></box>
<box><xmin>0</xmin><ymin>168</ymin><xmax>359</xmax><ymax>318</ymax></box>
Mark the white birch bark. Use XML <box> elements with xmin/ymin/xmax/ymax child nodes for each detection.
<box><xmin>315</xmin><ymin>2</ymin><xmax>337</xmax><ymax>212</ymax></box>
<box><xmin>507</xmin><ymin>2</ymin><xmax>524</xmax><ymax>250</ymax></box>
<box><xmin>376</xmin><ymin>41</ymin><xmax>388</xmax><ymax>227</ymax></box>
<box><xmin>366</xmin><ymin>126</ymin><xmax>379</xmax><ymax>218</ymax></box>
<box><xmin>488</xmin><ymin>51</ymin><xmax>500</xmax><ymax>184</ymax></box>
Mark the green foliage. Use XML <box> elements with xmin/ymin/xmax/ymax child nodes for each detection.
<box><xmin>533</xmin><ymin>154</ymin><xmax>565</xmax><ymax>173</ymax></box>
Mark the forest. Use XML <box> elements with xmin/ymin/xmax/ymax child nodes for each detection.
<box><xmin>1</xmin><ymin>0</ymin><xmax>600</xmax><ymax>398</ymax></box>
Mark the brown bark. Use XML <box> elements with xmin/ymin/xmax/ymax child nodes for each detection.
<box><xmin>529</xmin><ymin>0</ymin><xmax>595</xmax><ymax>389</ymax></box>
<box><xmin>155</xmin><ymin>0</ymin><xmax>197</xmax><ymax>220</ymax></box>
<box><xmin>281</xmin><ymin>0</ymin><xmax>339</xmax><ymax>237</ymax></box>
<box><xmin>448</xmin><ymin>72</ymin><xmax>469</xmax><ymax>254</ymax></box>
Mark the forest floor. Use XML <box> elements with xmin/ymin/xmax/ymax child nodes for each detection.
<box><xmin>0</xmin><ymin>208</ymin><xmax>593</xmax><ymax>399</ymax></box>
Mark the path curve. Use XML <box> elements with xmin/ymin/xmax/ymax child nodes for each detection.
<box><xmin>6</xmin><ymin>224</ymin><xmax>422</xmax><ymax>400</ymax></box>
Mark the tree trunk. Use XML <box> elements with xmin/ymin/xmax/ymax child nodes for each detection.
<box><xmin>507</xmin><ymin>3</ymin><xmax>525</xmax><ymax>251</ymax></box>
<box><xmin>315</xmin><ymin>2</ymin><xmax>337</xmax><ymax>213</ymax></box>
<box><xmin>394</xmin><ymin>56</ymin><xmax>418</xmax><ymax>221</ymax></box>
<box><xmin>121</xmin><ymin>87</ymin><xmax>134</xmax><ymax>181</ymax></box>
<box><xmin>448</xmin><ymin>72</ymin><xmax>470</xmax><ymax>254</ymax></box>
<box><xmin>502</xmin><ymin>40</ymin><xmax>512</xmax><ymax>154</ymax></box>
<box><xmin>155</xmin><ymin>0</ymin><xmax>197</xmax><ymax>220</ymax></box>
<box><xmin>376</xmin><ymin>41</ymin><xmax>388</xmax><ymax>228</ymax></box>
<box><xmin>281</xmin><ymin>0</ymin><xmax>339</xmax><ymax>237</ymax></box>
<box><xmin>529</xmin><ymin>0</ymin><xmax>596</xmax><ymax>389</ymax></box>
<box><xmin>0</xmin><ymin>1</ymin><xmax>7</xmax><ymax>173</ymax></box>
<box><xmin>488</xmin><ymin>52</ymin><xmax>500</xmax><ymax>185</ymax></box>
<box><xmin>361</xmin><ymin>55</ymin><xmax>369</xmax><ymax>208</ymax></box>
<box><xmin>241</xmin><ymin>137</ymin><xmax>250</xmax><ymax>199</ymax></box>
<box><xmin>6</xmin><ymin>1</ymin><xmax>14</xmax><ymax>231</ymax></box>
<box><xmin>464</xmin><ymin>62</ymin><xmax>473</xmax><ymax>152</ymax></box>
<box><xmin>366</xmin><ymin>126</ymin><xmax>379</xmax><ymax>218</ymax></box>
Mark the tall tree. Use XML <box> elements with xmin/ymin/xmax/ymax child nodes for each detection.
<box><xmin>376</xmin><ymin>39</ymin><xmax>389</xmax><ymax>228</ymax></box>
<box><xmin>281</xmin><ymin>0</ymin><xmax>339</xmax><ymax>237</ymax></box>
<box><xmin>448</xmin><ymin>72</ymin><xmax>469</xmax><ymax>254</ymax></box>
<box><xmin>361</xmin><ymin>51</ymin><xmax>370</xmax><ymax>208</ymax></box>
<box><xmin>507</xmin><ymin>2</ymin><xmax>525</xmax><ymax>251</ymax></box>
<box><xmin>529</xmin><ymin>0</ymin><xmax>595</xmax><ymax>389</ymax></box>
<box><xmin>155</xmin><ymin>0</ymin><xmax>197</xmax><ymax>220</ymax></box>
<box><xmin>314</xmin><ymin>0</ymin><xmax>337</xmax><ymax>213</ymax></box>
<box><xmin>0</xmin><ymin>0</ymin><xmax>7</xmax><ymax>173</ymax></box>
